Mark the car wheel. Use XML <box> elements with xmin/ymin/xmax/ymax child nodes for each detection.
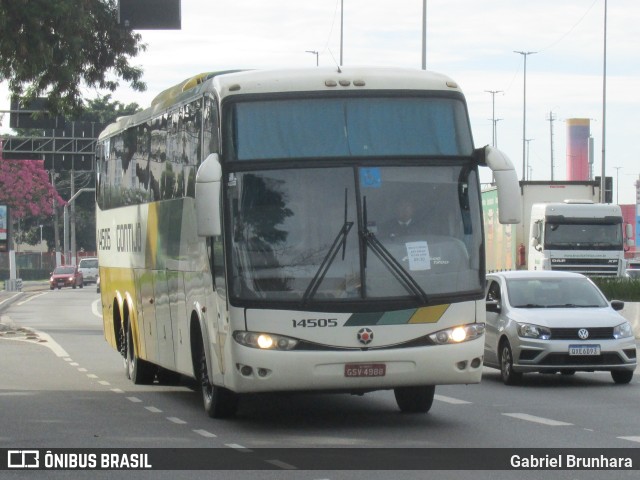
<box><xmin>500</xmin><ymin>340</ymin><xmax>522</xmax><ymax>385</ymax></box>
<box><xmin>50</xmin><ymin>285</ymin><xmax>54</xmax><ymax>290</ymax></box>
<box><xmin>79</xmin><ymin>282</ymin><xmax>84</xmax><ymax>289</ymax></box>
<box><xmin>199</xmin><ymin>348</ymin><xmax>238</xmax><ymax>418</ymax></box>
<box><xmin>611</xmin><ymin>370</ymin><xmax>633</xmax><ymax>385</ymax></box>
<box><xmin>394</xmin><ymin>385</ymin><xmax>435</xmax><ymax>413</ymax></box>
<box><xmin>72</xmin><ymin>283</ymin><xmax>77</xmax><ymax>289</ymax></box>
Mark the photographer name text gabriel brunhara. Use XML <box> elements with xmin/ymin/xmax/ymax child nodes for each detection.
<box><xmin>511</xmin><ymin>454</ymin><xmax>633</xmax><ymax>469</ymax></box>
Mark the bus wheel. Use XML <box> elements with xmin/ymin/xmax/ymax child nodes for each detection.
<box><xmin>126</xmin><ymin>321</ymin><xmax>155</xmax><ymax>384</ymax></box>
<box><xmin>394</xmin><ymin>385</ymin><xmax>435</xmax><ymax>413</ymax></box>
<box><xmin>199</xmin><ymin>350</ymin><xmax>238</xmax><ymax>418</ymax></box>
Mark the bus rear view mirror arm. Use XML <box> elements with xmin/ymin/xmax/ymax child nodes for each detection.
<box><xmin>475</xmin><ymin>145</ymin><xmax>522</xmax><ymax>225</ymax></box>
<box><xmin>195</xmin><ymin>153</ymin><xmax>223</xmax><ymax>237</ymax></box>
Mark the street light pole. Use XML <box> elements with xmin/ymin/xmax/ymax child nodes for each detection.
<box><xmin>39</xmin><ymin>224</ymin><xmax>43</xmax><ymax>269</ymax></box>
<box><xmin>422</xmin><ymin>0</ymin><xmax>427</xmax><ymax>70</ymax></box>
<box><xmin>340</xmin><ymin>0</ymin><xmax>344</xmax><ymax>66</ymax></box>
<box><xmin>514</xmin><ymin>50</ymin><xmax>537</xmax><ymax>182</ymax></box>
<box><xmin>485</xmin><ymin>90</ymin><xmax>503</xmax><ymax>147</ymax></box>
<box><xmin>600</xmin><ymin>0</ymin><xmax>608</xmax><ymax>203</ymax></box>
<box><xmin>614</xmin><ymin>166</ymin><xmax>621</xmax><ymax>204</ymax></box>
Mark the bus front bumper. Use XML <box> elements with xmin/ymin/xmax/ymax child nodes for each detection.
<box><xmin>223</xmin><ymin>337</ymin><xmax>484</xmax><ymax>393</ymax></box>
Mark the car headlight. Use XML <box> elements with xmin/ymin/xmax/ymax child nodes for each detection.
<box><xmin>233</xmin><ymin>331</ymin><xmax>298</xmax><ymax>350</ymax></box>
<box><xmin>613</xmin><ymin>322</ymin><xmax>633</xmax><ymax>339</ymax></box>
<box><xmin>517</xmin><ymin>323</ymin><xmax>551</xmax><ymax>339</ymax></box>
<box><xmin>428</xmin><ymin>323</ymin><xmax>485</xmax><ymax>345</ymax></box>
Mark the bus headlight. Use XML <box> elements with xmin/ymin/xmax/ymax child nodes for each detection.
<box><xmin>233</xmin><ymin>331</ymin><xmax>299</xmax><ymax>350</ymax></box>
<box><xmin>429</xmin><ymin>323</ymin><xmax>485</xmax><ymax>345</ymax></box>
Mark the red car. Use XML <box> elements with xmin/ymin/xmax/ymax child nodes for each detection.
<box><xmin>49</xmin><ymin>265</ymin><xmax>84</xmax><ymax>290</ymax></box>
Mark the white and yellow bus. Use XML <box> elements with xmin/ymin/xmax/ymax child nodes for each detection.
<box><xmin>96</xmin><ymin>67</ymin><xmax>520</xmax><ymax>418</ymax></box>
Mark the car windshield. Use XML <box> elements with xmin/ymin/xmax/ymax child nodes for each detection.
<box><xmin>506</xmin><ymin>277</ymin><xmax>609</xmax><ymax>308</ymax></box>
<box><xmin>54</xmin><ymin>267</ymin><xmax>75</xmax><ymax>275</ymax></box>
<box><xmin>80</xmin><ymin>259</ymin><xmax>98</xmax><ymax>268</ymax></box>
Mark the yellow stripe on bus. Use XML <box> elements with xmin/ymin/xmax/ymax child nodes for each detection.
<box><xmin>408</xmin><ymin>304</ymin><xmax>450</xmax><ymax>324</ymax></box>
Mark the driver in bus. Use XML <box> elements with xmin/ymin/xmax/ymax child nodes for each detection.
<box><xmin>381</xmin><ymin>199</ymin><xmax>422</xmax><ymax>240</ymax></box>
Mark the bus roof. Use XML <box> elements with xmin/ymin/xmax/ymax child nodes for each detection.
<box><xmin>99</xmin><ymin>67</ymin><xmax>463</xmax><ymax>140</ymax></box>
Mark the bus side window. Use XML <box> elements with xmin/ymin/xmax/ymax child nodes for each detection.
<box><xmin>210</xmin><ymin>236</ymin><xmax>226</xmax><ymax>296</ymax></box>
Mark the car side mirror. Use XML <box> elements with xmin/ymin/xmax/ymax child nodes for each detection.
<box><xmin>610</xmin><ymin>300</ymin><xmax>624</xmax><ymax>311</ymax></box>
<box><xmin>486</xmin><ymin>299</ymin><xmax>501</xmax><ymax>313</ymax></box>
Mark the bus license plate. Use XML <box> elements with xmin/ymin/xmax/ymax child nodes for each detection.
<box><xmin>344</xmin><ymin>363</ymin><xmax>386</xmax><ymax>377</ymax></box>
<box><xmin>568</xmin><ymin>345</ymin><xmax>601</xmax><ymax>356</ymax></box>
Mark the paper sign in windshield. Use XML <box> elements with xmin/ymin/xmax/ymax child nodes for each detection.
<box><xmin>405</xmin><ymin>241</ymin><xmax>431</xmax><ymax>271</ymax></box>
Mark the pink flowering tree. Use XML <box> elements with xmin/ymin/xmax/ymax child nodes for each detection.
<box><xmin>0</xmin><ymin>155</ymin><xmax>66</xmax><ymax>246</ymax></box>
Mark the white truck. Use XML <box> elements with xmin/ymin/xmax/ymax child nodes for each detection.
<box><xmin>482</xmin><ymin>181</ymin><xmax>633</xmax><ymax>277</ymax></box>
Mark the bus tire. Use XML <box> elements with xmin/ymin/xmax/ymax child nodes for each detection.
<box><xmin>394</xmin><ymin>385</ymin><xmax>435</xmax><ymax>413</ymax></box>
<box><xmin>199</xmin><ymin>349</ymin><xmax>238</xmax><ymax>418</ymax></box>
<box><xmin>126</xmin><ymin>321</ymin><xmax>155</xmax><ymax>384</ymax></box>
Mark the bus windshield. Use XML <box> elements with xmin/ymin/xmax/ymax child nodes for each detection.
<box><xmin>227</xmin><ymin>165</ymin><xmax>483</xmax><ymax>307</ymax></box>
<box><xmin>229</xmin><ymin>96</ymin><xmax>474</xmax><ymax>160</ymax></box>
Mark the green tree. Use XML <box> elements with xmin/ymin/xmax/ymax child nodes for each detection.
<box><xmin>0</xmin><ymin>0</ymin><xmax>146</xmax><ymax>116</ymax></box>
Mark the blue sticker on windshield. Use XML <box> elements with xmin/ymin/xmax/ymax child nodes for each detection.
<box><xmin>360</xmin><ymin>168</ymin><xmax>382</xmax><ymax>188</ymax></box>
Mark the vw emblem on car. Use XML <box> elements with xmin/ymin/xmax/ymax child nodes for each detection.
<box><xmin>357</xmin><ymin>328</ymin><xmax>374</xmax><ymax>345</ymax></box>
<box><xmin>578</xmin><ymin>328</ymin><xmax>590</xmax><ymax>340</ymax></box>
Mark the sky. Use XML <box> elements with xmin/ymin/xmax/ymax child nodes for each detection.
<box><xmin>1</xmin><ymin>0</ymin><xmax>639</xmax><ymax>204</ymax></box>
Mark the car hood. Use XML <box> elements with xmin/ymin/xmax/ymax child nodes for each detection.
<box><xmin>506</xmin><ymin>307</ymin><xmax>626</xmax><ymax>328</ymax></box>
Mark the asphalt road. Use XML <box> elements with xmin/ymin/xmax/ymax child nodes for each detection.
<box><xmin>1</xmin><ymin>286</ymin><xmax>639</xmax><ymax>479</ymax></box>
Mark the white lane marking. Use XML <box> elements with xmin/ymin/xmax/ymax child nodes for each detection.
<box><xmin>17</xmin><ymin>292</ymin><xmax>49</xmax><ymax>306</ymax></box>
<box><xmin>226</xmin><ymin>444</ymin><xmax>252</xmax><ymax>452</ymax></box>
<box><xmin>63</xmin><ymin>357</ymin><xmax>72</xmax><ymax>362</ymax></box>
<box><xmin>618</xmin><ymin>436</ymin><xmax>640</xmax><ymax>443</ymax></box>
<box><xmin>503</xmin><ymin>413</ymin><xmax>573</xmax><ymax>426</ymax></box>
<box><xmin>70</xmin><ymin>362</ymin><xmax>79</xmax><ymax>366</ymax></box>
<box><xmin>435</xmin><ymin>394</ymin><xmax>472</xmax><ymax>405</ymax></box>
<box><xmin>265</xmin><ymin>459</ymin><xmax>297</xmax><ymax>470</ymax></box>
<box><xmin>167</xmin><ymin>417</ymin><xmax>187</xmax><ymax>425</ymax></box>
<box><xmin>98</xmin><ymin>380</ymin><xmax>110</xmax><ymax>386</ymax></box>
<box><xmin>78</xmin><ymin>368</ymin><xmax>88</xmax><ymax>372</ymax></box>
<box><xmin>86</xmin><ymin>374</ymin><xmax>98</xmax><ymax>379</ymax></box>
<box><xmin>127</xmin><ymin>397</ymin><xmax>143</xmax><ymax>403</ymax></box>
<box><xmin>193</xmin><ymin>429</ymin><xmax>217</xmax><ymax>438</ymax></box>
<box><xmin>145</xmin><ymin>406</ymin><xmax>162</xmax><ymax>413</ymax></box>
<box><xmin>0</xmin><ymin>292</ymin><xmax>21</xmax><ymax>306</ymax></box>
<box><xmin>111</xmin><ymin>388</ymin><xmax>125</xmax><ymax>393</ymax></box>
<box><xmin>28</xmin><ymin>330</ymin><xmax>69</xmax><ymax>357</ymax></box>
<box><xmin>91</xmin><ymin>299</ymin><xmax>102</xmax><ymax>319</ymax></box>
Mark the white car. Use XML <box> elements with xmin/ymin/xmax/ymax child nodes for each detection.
<box><xmin>484</xmin><ymin>271</ymin><xmax>637</xmax><ymax>385</ymax></box>
<box><xmin>78</xmin><ymin>257</ymin><xmax>99</xmax><ymax>285</ymax></box>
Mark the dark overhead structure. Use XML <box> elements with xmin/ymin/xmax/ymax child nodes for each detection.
<box><xmin>118</xmin><ymin>0</ymin><xmax>181</xmax><ymax>30</ymax></box>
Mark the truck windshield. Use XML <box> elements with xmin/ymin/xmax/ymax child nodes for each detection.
<box><xmin>226</xmin><ymin>165</ymin><xmax>483</xmax><ymax>308</ymax></box>
<box><xmin>544</xmin><ymin>223</ymin><xmax>623</xmax><ymax>250</ymax></box>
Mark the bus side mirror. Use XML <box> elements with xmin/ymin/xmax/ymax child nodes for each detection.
<box><xmin>195</xmin><ymin>153</ymin><xmax>222</xmax><ymax>237</ymax></box>
<box><xmin>477</xmin><ymin>146</ymin><xmax>522</xmax><ymax>225</ymax></box>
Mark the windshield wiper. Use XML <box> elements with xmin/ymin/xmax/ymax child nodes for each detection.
<box><xmin>360</xmin><ymin>196</ymin><xmax>429</xmax><ymax>304</ymax></box>
<box><xmin>513</xmin><ymin>304</ymin><xmax>546</xmax><ymax>308</ymax></box>
<box><xmin>303</xmin><ymin>189</ymin><xmax>353</xmax><ymax>303</ymax></box>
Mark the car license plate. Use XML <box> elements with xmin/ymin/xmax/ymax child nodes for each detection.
<box><xmin>344</xmin><ymin>363</ymin><xmax>386</xmax><ymax>377</ymax></box>
<box><xmin>568</xmin><ymin>345</ymin><xmax>601</xmax><ymax>356</ymax></box>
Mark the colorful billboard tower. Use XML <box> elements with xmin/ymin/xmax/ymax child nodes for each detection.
<box><xmin>566</xmin><ymin>118</ymin><xmax>591</xmax><ymax>181</ymax></box>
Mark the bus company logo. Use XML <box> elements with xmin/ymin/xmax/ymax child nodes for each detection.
<box><xmin>357</xmin><ymin>328</ymin><xmax>374</xmax><ymax>345</ymax></box>
<box><xmin>8</xmin><ymin>450</ymin><xmax>39</xmax><ymax>468</ymax></box>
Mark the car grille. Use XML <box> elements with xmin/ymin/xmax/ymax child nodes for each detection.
<box><xmin>550</xmin><ymin>258</ymin><xmax>619</xmax><ymax>277</ymax></box>
<box><xmin>549</xmin><ymin>327</ymin><xmax>614</xmax><ymax>340</ymax></box>
<box><xmin>539</xmin><ymin>352</ymin><xmax>625</xmax><ymax>366</ymax></box>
